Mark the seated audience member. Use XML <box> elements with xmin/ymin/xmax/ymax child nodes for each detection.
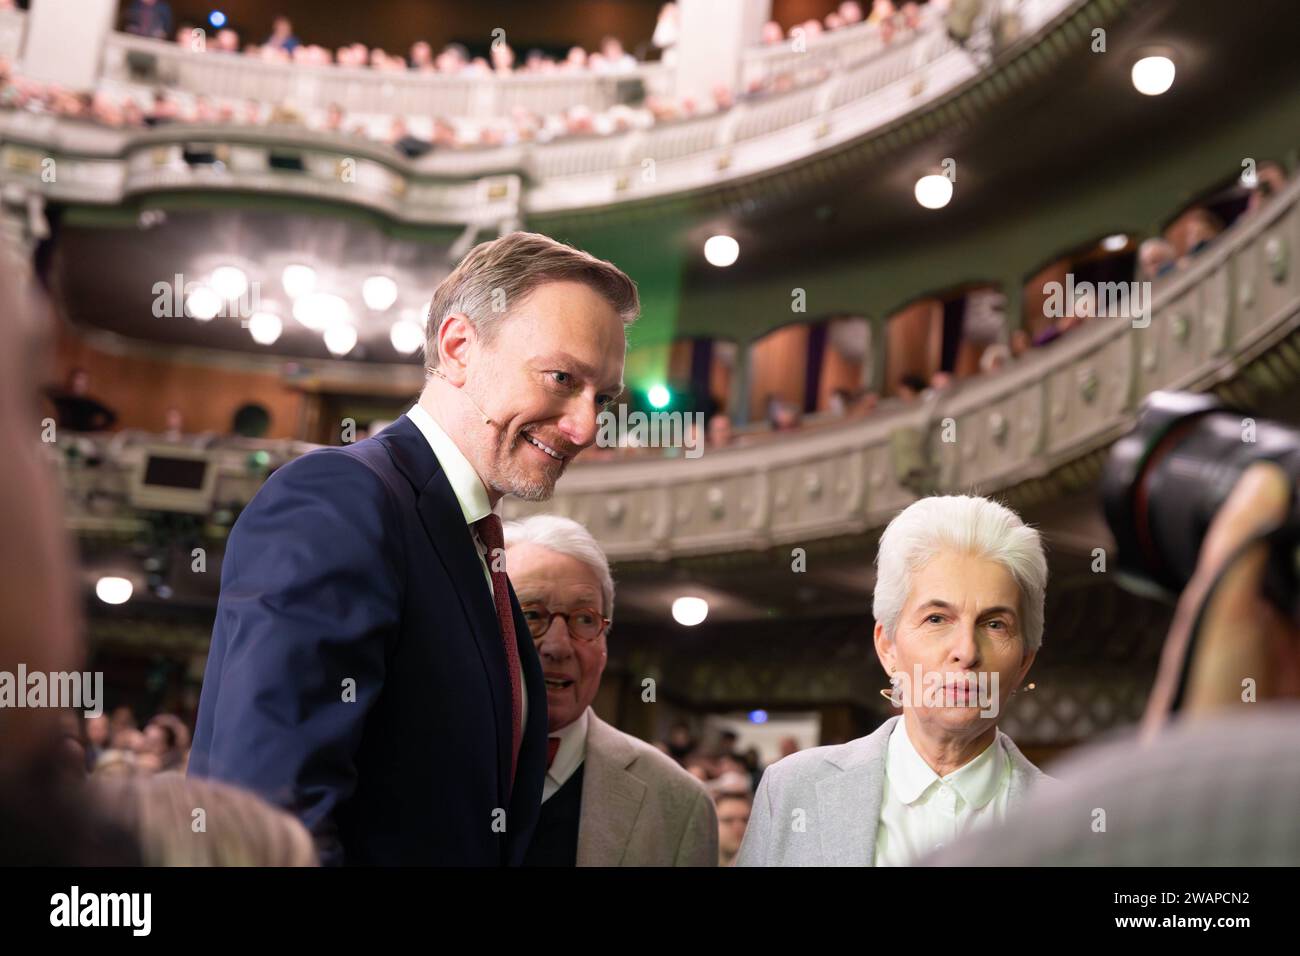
<box><xmin>95</xmin><ymin>774</ymin><xmax>319</xmax><ymax>865</ymax></box>
<box><xmin>979</xmin><ymin>343</ymin><xmax>1011</xmax><ymax>375</ymax></box>
<box><xmin>409</xmin><ymin>40</ymin><xmax>435</xmax><ymax>72</ymax></box>
<box><xmin>504</xmin><ymin>515</ymin><xmax>717</xmax><ymax>866</ymax></box>
<box><xmin>1009</xmin><ymin>328</ymin><xmax>1032</xmax><ymax>358</ymax></box>
<box><xmin>46</xmin><ymin>367</ymin><xmax>117</xmax><ymax>432</ymax></box>
<box><xmin>716</xmin><ymin>792</ymin><xmax>753</xmax><ymax>866</ymax></box>
<box><xmin>1176</xmin><ymin>206</ymin><xmax>1223</xmax><ymax>260</ymax></box>
<box><xmin>215</xmin><ymin>28</ymin><xmax>240</xmax><ymax>54</ymax></box>
<box><xmin>928</xmin><ymin>463</ymin><xmax>1300</xmax><ymax>866</ymax></box>
<box><xmin>264</xmin><ymin>16</ymin><xmax>300</xmax><ymax>54</ymax></box>
<box><xmin>595</xmin><ymin>36</ymin><xmax>637</xmax><ymax>73</ymax></box>
<box><xmin>896</xmin><ymin>372</ymin><xmax>928</xmax><ymax>401</ymax></box>
<box><xmin>1137</xmin><ymin>237</ymin><xmax>1177</xmax><ymax>280</ymax></box>
<box><xmin>664</xmin><ymin>721</ymin><xmax>697</xmax><ymax>763</ymax></box>
<box><xmin>707</xmin><ymin>412</ymin><xmax>733</xmax><ymax>448</ymax></box>
<box><xmin>124</xmin><ymin>0</ymin><xmax>173</xmax><ymax>40</ymax></box>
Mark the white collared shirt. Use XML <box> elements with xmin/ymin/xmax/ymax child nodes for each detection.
<box><xmin>542</xmin><ymin>707</ymin><xmax>590</xmax><ymax>804</ymax></box>
<box><xmin>873</xmin><ymin>718</ymin><xmax>1011</xmax><ymax>866</ymax></box>
<box><xmin>404</xmin><ymin>403</ymin><xmax>526</xmax><ymax>736</ymax></box>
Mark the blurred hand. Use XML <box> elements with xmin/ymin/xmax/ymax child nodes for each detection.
<box><xmin>1142</xmin><ymin>462</ymin><xmax>1300</xmax><ymax>740</ymax></box>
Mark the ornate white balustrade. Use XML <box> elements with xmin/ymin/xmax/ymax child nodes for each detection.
<box><xmin>100</xmin><ymin>29</ymin><xmax>674</xmax><ymax>122</ymax></box>
<box><xmin>503</xmin><ymin>179</ymin><xmax>1300</xmax><ymax>561</ymax></box>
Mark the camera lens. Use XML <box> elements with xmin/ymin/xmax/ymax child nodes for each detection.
<box><xmin>1101</xmin><ymin>390</ymin><xmax>1300</xmax><ymax>601</ymax></box>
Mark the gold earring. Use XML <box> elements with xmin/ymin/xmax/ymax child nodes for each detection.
<box><xmin>879</xmin><ymin>673</ymin><xmax>901</xmax><ymax>704</ymax></box>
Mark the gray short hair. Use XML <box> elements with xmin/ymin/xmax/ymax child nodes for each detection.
<box><xmin>503</xmin><ymin>514</ymin><xmax>615</xmax><ymax>621</ymax></box>
<box><xmin>424</xmin><ymin>231</ymin><xmax>639</xmax><ymax>367</ymax></box>
<box><xmin>872</xmin><ymin>495</ymin><xmax>1047</xmax><ymax>652</ymax></box>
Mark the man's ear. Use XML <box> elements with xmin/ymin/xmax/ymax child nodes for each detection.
<box><xmin>436</xmin><ymin>312</ymin><xmax>477</xmax><ymax>385</ymax></box>
<box><xmin>873</xmin><ymin>619</ymin><xmax>896</xmax><ymax>677</ymax></box>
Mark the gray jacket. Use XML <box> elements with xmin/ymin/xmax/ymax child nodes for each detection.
<box><xmin>735</xmin><ymin>716</ymin><xmax>1048</xmax><ymax>866</ymax></box>
<box><xmin>577</xmin><ymin>712</ymin><xmax>718</xmax><ymax>866</ymax></box>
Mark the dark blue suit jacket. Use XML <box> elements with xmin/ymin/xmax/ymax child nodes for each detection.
<box><xmin>189</xmin><ymin>415</ymin><xmax>548</xmax><ymax>865</ymax></box>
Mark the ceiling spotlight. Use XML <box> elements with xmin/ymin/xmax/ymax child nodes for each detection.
<box><xmin>1131</xmin><ymin>55</ymin><xmax>1175</xmax><ymax>96</ymax></box>
<box><xmin>324</xmin><ymin>324</ymin><xmax>358</xmax><ymax>356</ymax></box>
<box><xmin>293</xmin><ymin>292</ymin><xmax>349</xmax><ymax>331</ymax></box>
<box><xmin>1101</xmin><ymin>233</ymin><xmax>1128</xmax><ymax>252</ymax></box>
<box><xmin>672</xmin><ymin>596</ymin><xmax>709</xmax><ymax>626</ymax></box>
<box><xmin>185</xmin><ymin>285</ymin><xmax>221</xmax><ymax>321</ymax></box>
<box><xmin>281</xmin><ymin>263</ymin><xmax>317</xmax><ymax>299</ymax></box>
<box><xmin>704</xmin><ymin>235</ymin><xmax>739</xmax><ymax>267</ymax></box>
<box><xmin>210</xmin><ymin>265</ymin><xmax>248</xmax><ymax>300</ymax></box>
<box><xmin>389</xmin><ymin>319</ymin><xmax>423</xmax><ymax>354</ymax></box>
<box><xmin>95</xmin><ymin>576</ymin><xmax>133</xmax><ymax>605</ymax></box>
<box><xmin>363</xmin><ymin>274</ymin><xmax>399</xmax><ymax>312</ymax></box>
<box><xmin>248</xmin><ymin>311</ymin><xmax>282</xmax><ymax>345</ymax></box>
<box><xmin>914</xmin><ymin>174</ymin><xmax>953</xmax><ymax>209</ymax></box>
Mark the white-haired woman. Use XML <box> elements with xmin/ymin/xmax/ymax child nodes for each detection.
<box><xmin>737</xmin><ymin>495</ymin><xmax>1049</xmax><ymax>866</ymax></box>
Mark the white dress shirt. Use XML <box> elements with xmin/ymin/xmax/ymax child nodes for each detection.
<box><xmin>873</xmin><ymin>718</ymin><xmax>1012</xmax><ymax>866</ymax></box>
<box><xmin>404</xmin><ymin>403</ymin><xmax>526</xmax><ymax>736</ymax></box>
<box><xmin>542</xmin><ymin>707</ymin><xmax>590</xmax><ymax>804</ymax></box>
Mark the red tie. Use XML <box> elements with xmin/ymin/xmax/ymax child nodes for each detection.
<box><xmin>473</xmin><ymin>513</ymin><xmax>522</xmax><ymax>792</ymax></box>
<box><xmin>546</xmin><ymin>736</ymin><xmax>561</xmax><ymax>771</ymax></box>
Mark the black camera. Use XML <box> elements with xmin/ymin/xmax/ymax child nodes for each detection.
<box><xmin>1101</xmin><ymin>390</ymin><xmax>1300</xmax><ymax>620</ymax></box>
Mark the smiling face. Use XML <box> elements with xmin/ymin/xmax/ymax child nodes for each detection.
<box><xmin>874</xmin><ymin>550</ymin><xmax>1036</xmax><ymax>743</ymax></box>
<box><xmin>506</xmin><ymin>542</ymin><xmax>608</xmax><ymax>732</ymax></box>
<box><xmin>439</xmin><ymin>280</ymin><xmax>626</xmax><ymax>502</ymax></box>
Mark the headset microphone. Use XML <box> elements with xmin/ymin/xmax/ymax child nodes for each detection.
<box><xmin>427</xmin><ymin>366</ymin><xmax>497</xmax><ymax>427</ymax></box>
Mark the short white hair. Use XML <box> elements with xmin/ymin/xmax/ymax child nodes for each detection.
<box><xmin>872</xmin><ymin>495</ymin><xmax>1047</xmax><ymax>652</ymax></box>
<box><xmin>503</xmin><ymin>514</ymin><xmax>615</xmax><ymax>620</ymax></box>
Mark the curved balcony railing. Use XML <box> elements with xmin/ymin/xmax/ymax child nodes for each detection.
<box><xmin>502</xmin><ymin>177</ymin><xmax>1300</xmax><ymax>561</ymax></box>
<box><xmin>42</xmin><ymin>179</ymin><xmax>1300</xmax><ymax>563</ymax></box>
<box><xmin>99</xmin><ymin>29</ymin><xmax>675</xmax><ymax>122</ymax></box>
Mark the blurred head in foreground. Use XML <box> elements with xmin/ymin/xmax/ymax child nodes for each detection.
<box><xmin>95</xmin><ymin>774</ymin><xmax>318</xmax><ymax>866</ymax></box>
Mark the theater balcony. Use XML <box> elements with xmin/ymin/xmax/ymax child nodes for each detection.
<box><xmin>8</xmin><ymin>0</ymin><xmax>1300</xmax><ymax>750</ymax></box>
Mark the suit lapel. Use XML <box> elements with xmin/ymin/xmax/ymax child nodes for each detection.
<box><xmin>380</xmin><ymin>417</ymin><xmax>513</xmax><ymax>804</ymax></box>
<box><xmin>576</xmin><ymin>714</ymin><xmax>646</xmax><ymax>866</ymax></box>
<box><xmin>505</xmin><ymin>576</ymin><xmax>547</xmax><ymax>864</ymax></box>
<box><xmin>815</xmin><ymin>716</ymin><xmax>898</xmax><ymax>866</ymax></box>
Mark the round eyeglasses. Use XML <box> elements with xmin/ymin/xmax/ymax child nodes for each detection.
<box><xmin>520</xmin><ymin>604</ymin><xmax>609</xmax><ymax>643</ymax></box>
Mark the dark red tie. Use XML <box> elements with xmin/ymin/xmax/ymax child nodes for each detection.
<box><xmin>473</xmin><ymin>513</ymin><xmax>522</xmax><ymax>792</ymax></box>
<box><xmin>546</xmin><ymin>737</ymin><xmax>561</xmax><ymax>771</ymax></box>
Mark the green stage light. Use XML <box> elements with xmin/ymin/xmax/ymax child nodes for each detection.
<box><xmin>648</xmin><ymin>383</ymin><xmax>671</xmax><ymax>409</ymax></box>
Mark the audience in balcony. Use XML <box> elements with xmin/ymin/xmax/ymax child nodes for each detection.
<box><xmin>263</xmin><ymin>16</ymin><xmax>301</xmax><ymax>55</ymax></box>
<box><xmin>45</xmin><ymin>368</ymin><xmax>118</xmax><ymax>433</ymax></box>
<box><xmin>1137</xmin><ymin>236</ymin><xmax>1177</xmax><ymax>281</ymax></box>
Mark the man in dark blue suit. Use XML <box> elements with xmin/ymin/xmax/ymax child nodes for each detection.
<box><xmin>189</xmin><ymin>232</ymin><xmax>637</xmax><ymax>864</ymax></box>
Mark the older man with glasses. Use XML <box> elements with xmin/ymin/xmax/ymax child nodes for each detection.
<box><xmin>505</xmin><ymin>514</ymin><xmax>717</xmax><ymax>866</ymax></box>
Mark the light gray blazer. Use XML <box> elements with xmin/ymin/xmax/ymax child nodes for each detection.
<box><xmin>576</xmin><ymin>712</ymin><xmax>718</xmax><ymax>866</ymax></box>
<box><xmin>735</xmin><ymin>716</ymin><xmax>1048</xmax><ymax>866</ymax></box>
